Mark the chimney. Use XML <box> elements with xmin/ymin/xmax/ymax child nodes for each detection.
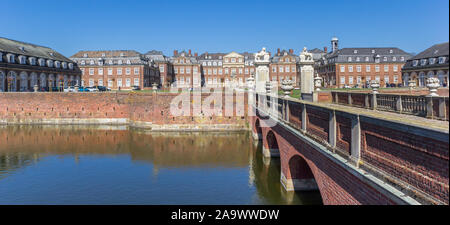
<box><xmin>277</xmin><ymin>48</ymin><xmax>280</xmax><ymax>56</ymax></box>
<box><xmin>324</xmin><ymin>47</ymin><xmax>328</xmax><ymax>53</ymax></box>
<box><xmin>188</xmin><ymin>49</ymin><xmax>192</xmax><ymax>56</ymax></box>
<box><xmin>289</xmin><ymin>49</ymin><xmax>293</xmax><ymax>54</ymax></box>
<box><xmin>174</xmin><ymin>50</ymin><xmax>178</xmax><ymax>56</ymax></box>
<box><xmin>194</xmin><ymin>52</ymin><xmax>198</xmax><ymax>57</ymax></box>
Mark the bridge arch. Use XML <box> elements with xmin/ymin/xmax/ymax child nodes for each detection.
<box><xmin>288</xmin><ymin>155</ymin><xmax>319</xmax><ymax>191</ymax></box>
<box><xmin>263</xmin><ymin>130</ymin><xmax>280</xmax><ymax>158</ymax></box>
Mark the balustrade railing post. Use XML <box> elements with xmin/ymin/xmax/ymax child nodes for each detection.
<box><xmin>438</xmin><ymin>97</ymin><xmax>446</xmax><ymax>119</ymax></box>
<box><xmin>350</xmin><ymin>115</ymin><xmax>361</xmax><ymax>167</ymax></box>
<box><xmin>348</xmin><ymin>93</ymin><xmax>352</xmax><ymax>105</ymax></box>
<box><xmin>329</xmin><ymin>110</ymin><xmax>336</xmax><ymax>150</ymax></box>
<box><xmin>426</xmin><ymin>96</ymin><xmax>434</xmax><ymax>119</ymax></box>
<box><xmin>371</xmin><ymin>94</ymin><xmax>377</xmax><ymax>110</ymax></box>
<box><xmin>301</xmin><ymin>103</ymin><xmax>307</xmax><ymax>132</ymax></box>
<box><xmin>365</xmin><ymin>94</ymin><xmax>369</xmax><ymax>108</ymax></box>
<box><xmin>396</xmin><ymin>95</ymin><xmax>402</xmax><ymax>113</ymax></box>
<box><xmin>334</xmin><ymin>92</ymin><xmax>338</xmax><ymax>104</ymax></box>
<box><xmin>285</xmin><ymin>99</ymin><xmax>290</xmax><ymax>122</ymax></box>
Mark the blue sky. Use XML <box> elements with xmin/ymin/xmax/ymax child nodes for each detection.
<box><xmin>1</xmin><ymin>0</ymin><xmax>448</xmax><ymax>57</ymax></box>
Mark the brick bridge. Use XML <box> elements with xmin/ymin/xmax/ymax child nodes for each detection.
<box><xmin>250</xmin><ymin>93</ymin><xmax>448</xmax><ymax>205</ymax></box>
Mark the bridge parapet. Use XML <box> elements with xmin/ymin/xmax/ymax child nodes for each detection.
<box><xmin>253</xmin><ymin>93</ymin><xmax>449</xmax><ymax>205</ymax></box>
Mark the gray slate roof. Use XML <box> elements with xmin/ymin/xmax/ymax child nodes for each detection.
<box><xmin>403</xmin><ymin>42</ymin><xmax>449</xmax><ymax>70</ymax></box>
<box><xmin>0</xmin><ymin>37</ymin><xmax>73</xmax><ymax>62</ymax></box>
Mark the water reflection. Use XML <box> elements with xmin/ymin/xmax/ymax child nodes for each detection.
<box><xmin>0</xmin><ymin>125</ymin><xmax>322</xmax><ymax>205</ymax></box>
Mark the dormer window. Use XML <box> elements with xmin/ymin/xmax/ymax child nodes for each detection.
<box><xmin>353</xmin><ymin>50</ymin><xmax>358</xmax><ymax>54</ymax></box>
<box><xmin>0</xmin><ymin>52</ymin><xmax>3</xmax><ymax>62</ymax></box>
<box><xmin>213</xmin><ymin>61</ymin><xmax>217</xmax><ymax>66</ymax></box>
<box><xmin>68</xmin><ymin>63</ymin><xmax>73</xmax><ymax>70</ymax></box>
<box><xmin>127</xmin><ymin>60</ymin><xmax>131</xmax><ymax>64</ymax></box>
<box><xmin>18</xmin><ymin>55</ymin><xmax>27</xmax><ymax>64</ymax></box>
<box><xmin>429</xmin><ymin>58</ymin><xmax>436</xmax><ymax>64</ymax></box>
<box><xmin>392</xmin><ymin>57</ymin><xmax>397</xmax><ymax>62</ymax></box>
<box><xmin>7</xmin><ymin>54</ymin><xmax>15</xmax><ymax>63</ymax></box>
<box><xmin>83</xmin><ymin>53</ymin><xmax>88</xmax><ymax>57</ymax></box>
<box><xmin>383</xmin><ymin>56</ymin><xmax>388</xmax><ymax>61</ymax></box>
<box><xmin>102</xmin><ymin>53</ymin><xmax>106</xmax><ymax>57</ymax></box>
<box><xmin>90</xmin><ymin>60</ymin><xmax>95</xmax><ymax>65</ymax></box>
<box><xmin>29</xmin><ymin>57</ymin><xmax>36</xmax><ymax>65</ymax></box>
<box><xmin>347</xmin><ymin>57</ymin><xmax>352</xmax><ymax>62</ymax></box>
<box><xmin>54</xmin><ymin>61</ymin><xmax>61</xmax><ymax>68</ymax></box>
<box><xmin>81</xmin><ymin>60</ymin><xmax>85</xmax><ymax>65</ymax></box>
<box><xmin>62</xmin><ymin>62</ymin><xmax>67</xmax><ymax>69</ymax></box>
<box><xmin>49</xmin><ymin>52</ymin><xmax>54</xmax><ymax>57</ymax></box>
<box><xmin>109</xmin><ymin>60</ymin><xmax>113</xmax><ymax>64</ymax></box>
<box><xmin>120</xmin><ymin>53</ymin><xmax>124</xmax><ymax>57</ymax></box>
<box><xmin>400</xmin><ymin>56</ymin><xmax>405</xmax><ymax>61</ymax></box>
<box><xmin>420</xmin><ymin>59</ymin><xmax>427</xmax><ymax>66</ymax></box>
<box><xmin>389</xmin><ymin>49</ymin><xmax>393</xmax><ymax>54</ymax></box>
<box><xmin>371</xmin><ymin>50</ymin><xmax>375</xmax><ymax>54</ymax></box>
<box><xmin>365</xmin><ymin>56</ymin><xmax>369</xmax><ymax>62</ymax></box>
<box><xmin>18</xmin><ymin>46</ymin><xmax>25</xmax><ymax>52</ymax></box>
<box><xmin>98</xmin><ymin>60</ymin><xmax>103</xmax><ymax>66</ymax></box>
<box><xmin>413</xmin><ymin>60</ymin><xmax>419</xmax><ymax>66</ymax></box>
<box><xmin>118</xmin><ymin>60</ymin><xmax>122</xmax><ymax>65</ymax></box>
<box><xmin>439</xmin><ymin>57</ymin><xmax>446</xmax><ymax>64</ymax></box>
<box><xmin>356</xmin><ymin>57</ymin><xmax>360</xmax><ymax>62</ymax></box>
<box><xmin>47</xmin><ymin>60</ymin><xmax>54</xmax><ymax>67</ymax></box>
<box><xmin>39</xmin><ymin>58</ymin><xmax>46</xmax><ymax>66</ymax></box>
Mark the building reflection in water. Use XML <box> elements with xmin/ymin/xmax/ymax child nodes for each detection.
<box><xmin>0</xmin><ymin>125</ymin><xmax>322</xmax><ymax>205</ymax></box>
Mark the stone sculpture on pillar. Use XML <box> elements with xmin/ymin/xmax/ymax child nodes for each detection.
<box><xmin>370</xmin><ymin>80</ymin><xmax>380</xmax><ymax>94</ymax></box>
<box><xmin>314</xmin><ymin>74</ymin><xmax>323</xmax><ymax>91</ymax></box>
<box><xmin>426</xmin><ymin>77</ymin><xmax>440</xmax><ymax>97</ymax></box>
<box><xmin>254</xmin><ymin>47</ymin><xmax>271</xmax><ymax>93</ymax></box>
<box><xmin>299</xmin><ymin>47</ymin><xmax>315</xmax><ymax>97</ymax></box>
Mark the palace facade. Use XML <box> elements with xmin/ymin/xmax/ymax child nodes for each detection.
<box><xmin>0</xmin><ymin>37</ymin><xmax>81</xmax><ymax>92</ymax></box>
<box><xmin>70</xmin><ymin>50</ymin><xmax>159</xmax><ymax>90</ymax></box>
<box><xmin>402</xmin><ymin>42</ymin><xmax>449</xmax><ymax>87</ymax></box>
<box><xmin>315</xmin><ymin>37</ymin><xmax>412</xmax><ymax>88</ymax></box>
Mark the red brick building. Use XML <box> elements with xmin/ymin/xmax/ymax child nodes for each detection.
<box><xmin>315</xmin><ymin>38</ymin><xmax>412</xmax><ymax>88</ymax></box>
<box><xmin>70</xmin><ymin>50</ymin><xmax>159</xmax><ymax>90</ymax></box>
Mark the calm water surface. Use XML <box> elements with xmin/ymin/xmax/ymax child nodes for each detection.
<box><xmin>0</xmin><ymin>125</ymin><xmax>322</xmax><ymax>205</ymax></box>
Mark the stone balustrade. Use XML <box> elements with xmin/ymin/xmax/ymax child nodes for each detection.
<box><xmin>331</xmin><ymin>91</ymin><xmax>449</xmax><ymax>121</ymax></box>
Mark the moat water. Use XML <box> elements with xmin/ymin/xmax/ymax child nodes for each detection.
<box><xmin>0</xmin><ymin>125</ymin><xmax>322</xmax><ymax>205</ymax></box>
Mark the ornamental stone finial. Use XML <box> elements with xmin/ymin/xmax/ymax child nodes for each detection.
<box><xmin>370</xmin><ymin>80</ymin><xmax>380</xmax><ymax>94</ymax></box>
<box><xmin>426</xmin><ymin>77</ymin><xmax>440</xmax><ymax>97</ymax></box>
<box><xmin>281</xmin><ymin>79</ymin><xmax>294</xmax><ymax>98</ymax></box>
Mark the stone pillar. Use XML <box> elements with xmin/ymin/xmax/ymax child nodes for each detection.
<box><xmin>350</xmin><ymin>115</ymin><xmax>361</xmax><ymax>166</ymax></box>
<box><xmin>299</xmin><ymin>47</ymin><xmax>315</xmax><ymax>99</ymax></box>
<box><xmin>301</xmin><ymin>104</ymin><xmax>307</xmax><ymax>132</ymax></box>
<box><xmin>438</xmin><ymin>98</ymin><xmax>446</xmax><ymax>119</ymax></box>
<box><xmin>254</xmin><ymin>47</ymin><xmax>271</xmax><ymax>93</ymax></box>
<box><xmin>328</xmin><ymin>110</ymin><xmax>336</xmax><ymax>149</ymax></box>
<box><xmin>426</xmin><ymin>96</ymin><xmax>434</xmax><ymax>119</ymax></box>
<box><xmin>396</xmin><ymin>95</ymin><xmax>403</xmax><ymax>112</ymax></box>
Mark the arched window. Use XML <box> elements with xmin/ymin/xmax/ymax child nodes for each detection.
<box><xmin>419</xmin><ymin>72</ymin><xmax>426</xmax><ymax>87</ymax></box>
<box><xmin>109</xmin><ymin>60</ymin><xmax>113</xmax><ymax>65</ymax></box>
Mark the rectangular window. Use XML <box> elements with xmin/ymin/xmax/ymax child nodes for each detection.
<box><xmin>89</xmin><ymin>79</ymin><xmax>94</xmax><ymax>86</ymax></box>
<box><xmin>349</xmin><ymin>76</ymin><xmax>354</xmax><ymax>84</ymax></box>
<box><xmin>98</xmin><ymin>68</ymin><xmax>103</xmax><ymax>75</ymax></box>
<box><xmin>180</xmin><ymin>67</ymin><xmax>184</xmax><ymax>74</ymax></box>
<box><xmin>356</xmin><ymin>65</ymin><xmax>361</xmax><ymax>72</ymax></box>
<box><xmin>108</xmin><ymin>79</ymin><xmax>113</xmax><ymax>87</ymax></box>
<box><xmin>340</xmin><ymin>65</ymin><xmax>345</xmax><ymax>73</ymax></box>
<box><xmin>285</xmin><ymin>66</ymin><xmax>290</xmax><ymax>72</ymax></box>
<box><xmin>375</xmin><ymin>76</ymin><xmax>380</xmax><ymax>81</ymax></box>
<box><xmin>186</xmin><ymin>67</ymin><xmax>191</xmax><ymax>74</ymax></box>
<box><xmin>366</xmin><ymin>65</ymin><xmax>370</xmax><ymax>72</ymax></box>
<box><xmin>384</xmin><ymin>65</ymin><xmax>389</xmax><ymax>72</ymax></box>
<box><xmin>126</xmin><ymin>68</ymin><xmax>131</xmax><ymax>75</ymax></box>
<box><xmin>117</xmin><ymin>68</ymin><xmax>122</xmax><ymax>75</ymax></box>
<box><xmin>219</xmin><ymin>69</ymin><xmax>223</xmax><ymax>75</ymax></box>
<box><xmin>186</xmin><ymin>77</ymin><xmax>190</xmax><ymax>84</ymax></box>
<box><xmin>231</xmin><ymin>68</ymin><xmax>236</xmax><ymax>74</ymax></box>
<box><xmin>239</xmin><ymin>68</ymin><xmax>243</xmax><ymax>74</ymax></box>
<box><xmin>384</xmin><ymin>76</ymin><xmax>390</xmax><ymax>83</ymax></box>
<box><xmin>272</xmin><ymin>76</ymin><xmax>277</xmax><ymax>81</ymax></box>
<box><xmin>357</xmin><ymin>76</ymin><xmax>361</xmax><ymax>84</ymax></box>
<box><xmin>272</xmin><ymin>67</ymin><xmax>276</xmax><ymax>73</ymax></box>
<box><xmin>117</xmin><ymin>78</ymin><xmax>122</xmax><ymax>87</ymax></box>
<box><xmin>108</xmin><ymin>68</ymin><xmax>113</xmax><ymax>75</ymax></box>
<box><xmin>245</xmin><ymin>68</ymin><xmax>249</xmax><ymax>74</ymax></box>
<box><xmin>375</xmin><ymin>66</ymin><xmax>380</xmax><ymax>72</ymax></box>
<box><xmin>208</xmin><ymin>69</ymin><xmax>212</xmax><ymax>75</ymax></box>
<box><xmin>174</xmin><ymin>68</ymin><xmax>178</xmax><ymax>74</ymax></box>
<box><xmin>393</xmin><ymin>75</ymin><xmax>399</xmax><ymax>83</ymax></box>
<box><xmin>225</xmin><ymin>68</ymin><xmax>229</xmax><ymax>74</ymax></box>
<box><xmin>292</xmin><ymin>66</ymin><xmax>296</xmax><ymax>72</ymax></box>
<box><xmin>193</xmin><ymin>67</ymin><xmax>198</xmax><ymax>73</ymax></box>
<box><xmin>393</xmin><ymin>65</ymin><xmax>398</xmax><ymax>72</ymax></box>
<box><xmin>89</xmin><ymin>68</ymin><xmax>94</xmax><ymax>75</ymax></box>
<box><xmin>348</xmin><ymin>66</ymin><xmax>353</xmax><ymax>72</ymax></box>
<box><xmin>340</xmin><ymin>76</ymin><xmax>346</xmax><ymax>84</ymax></box>
<box><xmin>159</xmin><ymin>65</ymin><xmax>165</xmax><ymax>72</ymax></box>
<box><xmin>213</xmin><ymin>69</ymin><xmax>217</xmax><ymax>75</ymax></box>
<box><xmin>126</xmin><ymin>78</ymin><xmax>131</xmax><ymax>87</ymax></box>
<box><xmin>98</xmin><ymin>79</ymin><xmax>103</xmax><ymax>86</ymax></box>
<box><xmin>279</xmin><ymin>66</ymin><xmax>284</xmax><ymax>73</ymax></box>
<box><xmin>134</xmin><ymin>78</ymin><xmax>139</xmax><ymax>86</ymax></box>
<box><xmin>81</xmin><ymin>68</ymin><xmax>85</xmax><ymax>75</ymax></box>
<box><xmin>134</xmin><ymin>67</ymin><xmax>139</xmax><ymax>75</ymax></box>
